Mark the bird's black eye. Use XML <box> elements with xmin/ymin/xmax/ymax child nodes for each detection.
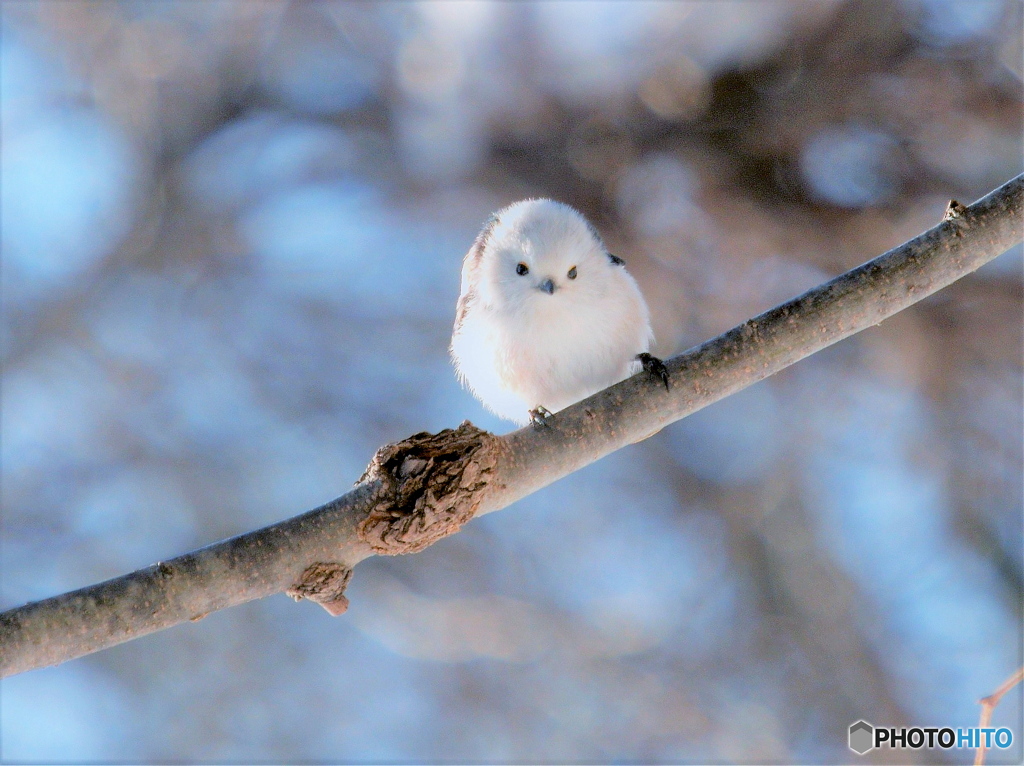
<box><xmin>516</xmin><ymin>262</ymin><xmax>529</xmax><ymax>276</ymax></box>
<box><xmin>567</xmin><ymin>266</ymin><xmax>577</xmax><ymax>280</ymax></box>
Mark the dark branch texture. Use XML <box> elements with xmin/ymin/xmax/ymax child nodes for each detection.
<box><xmin>2</xmin><ymin>174</ymin><xmax>1021</xmax><ymax>678</ymax></box>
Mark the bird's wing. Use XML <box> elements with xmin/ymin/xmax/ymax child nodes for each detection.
<box><xmin>454</xmin><ymin>213</ymin><xmax>499</xmax><ymax>332</ymax></box>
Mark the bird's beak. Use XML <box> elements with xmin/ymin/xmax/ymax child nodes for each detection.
<box><xmin>538</xmin><ymin>278</ymin><xmax>556</xmax><ymax>295</ymax></box>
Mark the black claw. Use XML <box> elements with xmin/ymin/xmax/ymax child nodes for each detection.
<box><xmin>529</xmin><ymin>405</ymin><xmax>554</xmax><ymax>428</ymax></box>
<box><xmin>637</xmin><ymin>353</ymin><xmax>670</xmax><ymax>391</ymax></box>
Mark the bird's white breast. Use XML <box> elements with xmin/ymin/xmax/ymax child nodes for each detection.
<box><xmin>452</xmin><ymin>267</ymin><xmax>653</xmax><ymax>425</ymax></box>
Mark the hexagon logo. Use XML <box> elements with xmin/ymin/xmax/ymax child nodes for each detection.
<box><xmin>849</xmin><ymin>720</ymin><xmax>874</xmax><ymax>755</ymax></box>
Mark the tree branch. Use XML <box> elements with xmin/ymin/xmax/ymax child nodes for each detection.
<box><xmin>2</xmin><ymin>174</ymin><xmax>1021</xmax><ymax>678</ymax></box>
<box><xmin>974</xmin><ymin>666</ymin><xmax>1024</xmax><ymax>766</ymax></box>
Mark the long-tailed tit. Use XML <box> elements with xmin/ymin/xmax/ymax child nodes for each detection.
<box><xmin>451</xmin><ymin>198</ymin><xmax>668</xmax><ymax>427</ymax></box>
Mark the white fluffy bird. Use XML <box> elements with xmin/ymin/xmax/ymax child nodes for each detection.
<box><xmin>451</xmin><ymin>198</ymin><xmax>668</xmax><ymax>426</ymax></box>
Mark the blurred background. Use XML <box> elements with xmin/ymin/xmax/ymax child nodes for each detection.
<box><xmin>1</xmin><ymin>1</ymin><xmax>1022</xmax><ymax>762</ymax></box>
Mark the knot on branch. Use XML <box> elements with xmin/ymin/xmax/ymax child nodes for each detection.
<box><xmin>357</xmin><ymin>421</ymin><xmax>502</xmax><ymax>555</ymax></box>
<box><xmin>286</xmin><ymin>562</ymin><xmax>353</xmax><ymax>616</ymax></box>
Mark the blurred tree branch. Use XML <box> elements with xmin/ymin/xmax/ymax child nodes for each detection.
<box><xmin>974</xmin><ymin>666</ymin><xmax>1024</xmax><ymax>766</ymax></box>
<box><xmin>1</xmin><ymin>174</ymin><xmax>1021</xmax><ymax>678</ymax></box>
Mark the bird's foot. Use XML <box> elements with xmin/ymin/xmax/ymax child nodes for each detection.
<box><xmin>637</xmin><ymin>353</ymin><xmax>670</xmax><ymax>391</ymax></box>
<box><xmin>528</xmin><ymin>405</ymin><xmax>554</xmax><ymax>428</ymax></box>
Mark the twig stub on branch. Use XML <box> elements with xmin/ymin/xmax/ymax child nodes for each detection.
<box><xmin>357</xmin><ymin>421</ymin><xmax>503</xmax><ymax>555</ymax></box>
<box><xmin>943</xmin><ymin>199</ymin><xmax>967</xmax><ymax>221</ymax></box>
<box><xmin>286</xmin><ymin>562</ymin><xmax>354</xmax><ymax>616</ymax></box>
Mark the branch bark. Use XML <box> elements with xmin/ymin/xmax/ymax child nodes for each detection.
<box><xmin>2</xmin><ymin>174</ymin><xmax>1021</xmax><ymax>678</ymax></box>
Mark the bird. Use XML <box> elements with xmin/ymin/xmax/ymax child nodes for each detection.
<box><xmin>450</xmin><ymin>198</ymin><xmax>668</xmax><ymax>427</ymax></box>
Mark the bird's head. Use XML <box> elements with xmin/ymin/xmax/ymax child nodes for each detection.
<box><xmin>476</xmin><ymin>198</ymin><xmax>623</xmax><ymax>317</ymax></box>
